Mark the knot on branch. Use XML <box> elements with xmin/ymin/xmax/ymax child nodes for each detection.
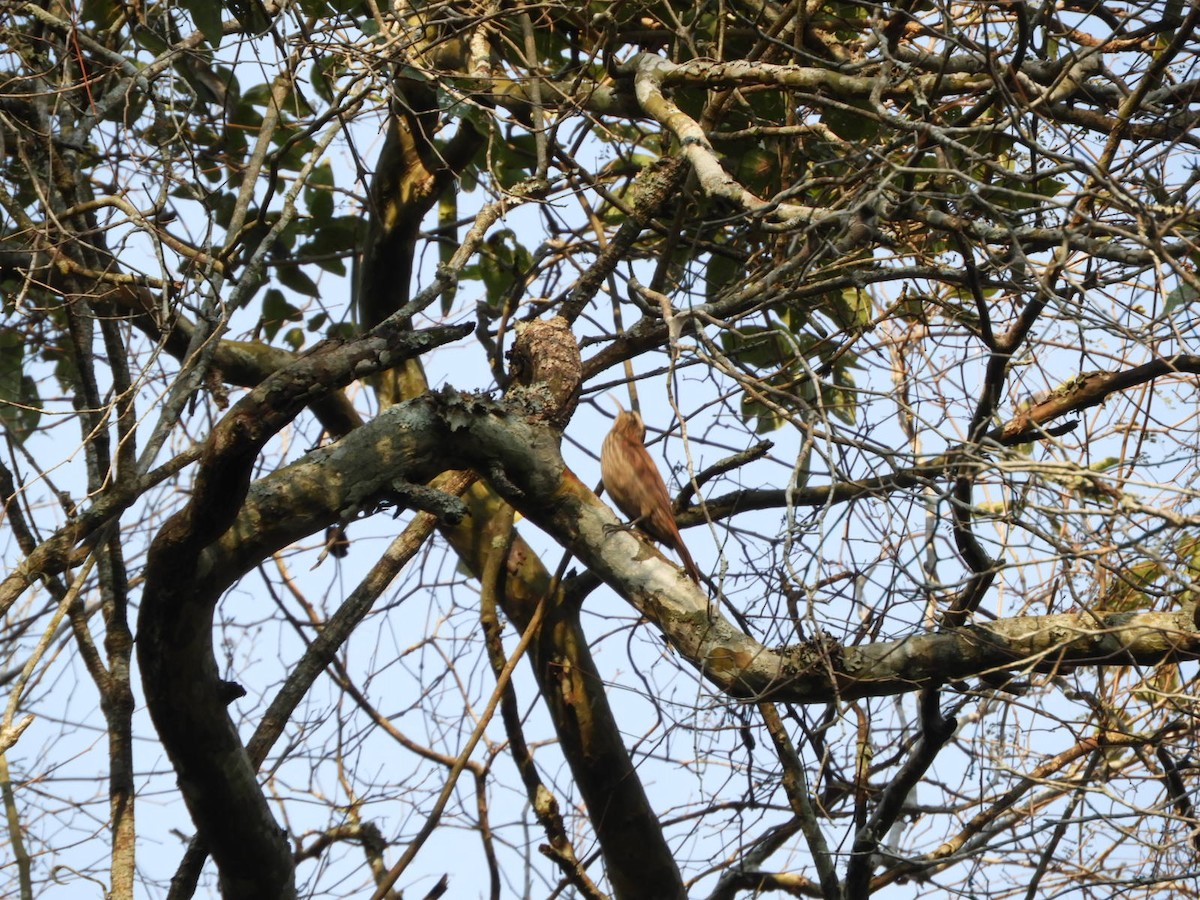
<box><xmin>505</xmin><ymin>316</ymin><xmax>582</xmax><ymax>429</ymax></box>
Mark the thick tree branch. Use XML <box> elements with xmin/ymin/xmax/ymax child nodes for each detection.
<box><xmin>197</xmin><ymin>394</ymin><xmax>1200</xmax><ymax>711</ymax></box>
<box><xmin>137</xmin><ymin>321</ymin><xmax>469</xmax><ymax>900</ymax></box>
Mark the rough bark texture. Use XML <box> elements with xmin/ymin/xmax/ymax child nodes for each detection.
<box><xmin>138</xmin><ymin>323</ymin><xmax>468</xmax><ymax>899</ymax></box>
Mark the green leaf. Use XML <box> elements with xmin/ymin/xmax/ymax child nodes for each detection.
<box><xmin>0</xmin><ymin>330</ymin><xmax>41</xmax><ymax>441</ymax></box>
<box><xmin>299</xmin><ymin>244</ymin><xmax>346</xmax><ymax>276</ymax></box>
<box><xmin>1164</xmin><ymin>279</ymin><xmax>1200</xmax><ymax>314</ymax></box>
<box><xmin>478</xmin><ymin>230</ymin><xmax>532</xmax><ymax>310</ymax></box>
<box><xmin>205</xmin><ymin>190</ymin><xmax>237</xmax><ymax>230</ymax></box>
<box><xmin>529</xmin><ymin>23</ymin><xmax>570</xmax><ymax>63</ymax></box>
<box><xmin>311</xmin><ymin>55</ymin><xmax>340</xmax><ymax>104</ymax></box>
<box><xmin>729</xmin><ymin>145</ymin><xmax>777</xmax><ymax>195</ymax></box>
<box><xmin>740</xmin><ymin>393</ymin><xmax>784</xmax><ymax>434</ymax></box>
<box><xmin>80</xmin><ymin>0</ymin><xmax>120</xmax><ymax>28</ymax></box>
<box><xmin>823</xmin><ymin>366</ymin><xmax>858</xmax><ymax>425</ymax></box>
<box><xmin>706</xmin><ymin>250</ymin><xmax>740</xmax><ymax>303</ymax></box>
<box><xmin>261</xmin><ymin>289</ymin><xmax>302</xmax><ymax>341</ymax></box>
<box><xmin>132</xmin><ymin>24</ymin><xmax>170</xmax><ymax>54</ymax></box>
<box><xmin>300</xmin><ymin>214</ymin><xmax>360</xmax><ymax>275</ymax></box>
<box><xmin>226</xmin><ymin>0</ymin><xmax>271</xmax><ymax>31</ymax></box>
<box><xmin>305</xmin><ymin>162</ymin><xmax>335</xmax><ymax>221</ymax></box>
<box><xmin>272</xmin><ymin>130</ymin><xmax>317</xmax><ymax>172</ymax></box>
<box><xmin>276</xmin><ymin>264</ymin><xmax>320</xmax><ymax>298</ymax></box>
<box><xmin>490</xmin><ymin>133</ymin><xmax>539</xmax><ymax>189</ymax></box>
<box><xmin>821</xmin><ymin>102</ymin><xmax>879</xmax><ymax>141</ymax></box>
<box><xmin>241</xmin><ymin>83</ymin><xmax>274</xmax><ymax>108</ymax></box>
<box><xmin>720</xmin><ymin>324</ymin><xmax>792</xmax><ymax>368</ymax></box>
<box><xmin>1035</xmin><ymin>176</ymin><xmax>1068</xmax><ymax>198</ymax></box>
<box><xmin>243</xmin><ymin>80</ymin><xmax>313</xmax><ymax>119</ymax></box>
<box><xmin>825</xmin><ymin>285</ymin><xmax>873</xmax><ymax>330</ymax></box>
<box><xmin>180</xmin><ymin>0</ymin><xmax>224</xmax><ymax>48</ymax></box>
<box><xmin>459</xmin><ymin>162</ymin><xmax>479</xmax><ymax>194</ymax></box>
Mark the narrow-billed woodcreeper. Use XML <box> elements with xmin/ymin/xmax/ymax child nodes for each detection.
<box><xmin>601</xmin><ymin>402</ymin><xmax>701</xmax><ymax>583</ymax></box>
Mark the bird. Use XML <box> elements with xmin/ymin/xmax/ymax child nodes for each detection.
<box><xmin>600</xmin><ymin>400</ymin><xmax>701</xmax><ymax>583</ymax></box>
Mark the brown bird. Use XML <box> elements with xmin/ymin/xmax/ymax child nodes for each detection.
<box><xmin>601</xmin><ymin>401</ymin><xmax>701</xmax><ymax>583</ymax></box>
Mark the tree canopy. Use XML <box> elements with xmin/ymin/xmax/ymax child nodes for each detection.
<box><xmin>2</xmin><ymin>0</ymin><xmax>1200</xmax><ymax>898</ymax></box>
